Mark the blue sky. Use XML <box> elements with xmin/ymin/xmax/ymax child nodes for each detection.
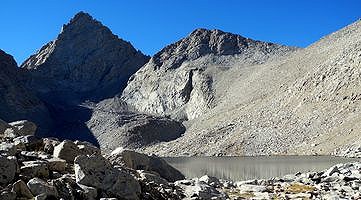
<box><xmin>1</xmin><ymin>1</ymin><xmax>360</xmax><ymax>64</ymax></box>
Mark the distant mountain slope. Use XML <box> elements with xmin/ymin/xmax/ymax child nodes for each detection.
<box><xmin>140</xmin><ymin>19</ymin><xmax>361</xmax><ymax>156</ymax></box>
<box><xmin>0</xmin><ymin>50</ymin><xmax>52</xmax><ymax>135</ymax></box>
<box><xmin>121</xmin><ymin>28</ymin><xmax>297</xmax><ymax>121</ymax></box>
<box><xmin>21</xmin><ymin>12</ymin><xmax>149</xmax><ymax>105</ymax></box>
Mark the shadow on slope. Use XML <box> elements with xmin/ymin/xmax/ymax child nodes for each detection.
<box><xmin>46</xmin><ymin>103</ymin><xmax>100</xmax><ymax>148</ymax></box>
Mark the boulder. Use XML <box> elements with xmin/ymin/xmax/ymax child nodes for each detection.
<box><xmin>0</xmin><ymin>142</ymin><xmax>16</xmax><ymax>156</ymax></box>
<box><xmin>74</xmin><ymin>154</ymin><xmax>140</xmax><ymax>200</ymax></box>
<box><xmin>77</xmin><ymin>184</ymin><xmax>98</xmax><ymax>200</ymax></box>
<box><xmin>53</xmin><ymin>140</ymin><xmax>100</xmax><ymax>163</ymax></box>
<box><xmin>75</xmin><ymin>140</ymin><xmax>101</xmax><ymax>155</ymax></box>
<box><xmin>53</xmin><ymin>140</ymin><xmax>80</xmax><ymax>162</ymax></box>
<box><xmin>175</xmin><ymin>179</ymin><xmax>228</xmax><ymax>200</ymax></box>
<box><xmin>20</xmin><ymin>160</ymin><xmax>49</xmax><ymax>179</ymax></box>
<box><xmin>46</xmin><ymin>158</ymin><xmax>67</xmax><ymax>172</ymax></box>
<box><xmin>4</xmin><ymin>128</ymin><xmax>17</xmax><ymax>139</ymax></box>
<box><xmin>137</xmin><ymin>170</ymin><xmax>168</xmax><ymax>185</ymax></box>
<box><xmin>42</xmin><ymin>138</ymin><xmax>60</xmax><ymax>154</ymax></box>
<box><xmin>108</xmin><ymin>148</ymin><xmax>185</xmax><ymax>182</ymax></box>
<box><xmin>13</xmin><ymin>135</ymin><xmax>42</xmax><ymax>151</ymax></box>
<box><xmin>0</xmin><ymin>156</ymin><xmax>17</xmax><ymax>184</ymax></box>
<box><xmin>199</xmin><ymin>175</ymin><xmax>221</xmax><ymax>187</ymax></box>
<box><xmin>325</xmin><ymin>165</ymin><xmax>339</xmax><ymax>177</ymax></box>
<box><xmin>52</xmin><ymin>175</ymin><xmax>77</xmax><ymax>200</ymax></box>
<box><xmin>238</xmin><ymin>184</ymin><xmax>268</xmax><ymax>192</ymax></box>
<box><xmin>9</xmin><ymin>120</ymin><xmax>37</xmax><ymax>136</ymax></box>
<box><xmin>27</xmin><ymin>178</ymin><xmax>58</xmax><ymax>198</ymax></box>
<box><xmin>12</xmin><ymin>179</ymin><xmax>34</xmax><ymax>199</ymax></box>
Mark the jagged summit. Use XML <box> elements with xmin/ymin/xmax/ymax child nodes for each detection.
<box><xmin>21</xmin><ymin>12</ymin><xmax>149</xmax><ymax>104</ymax></box>
<box><xmin>59</xmin><ymin>11</ymin><xmax>99</xmax><ymax>33</ymax></box>
<box><xmin>152</xmin><ymin>27</ymin><xmax>296</xmax><ymax>69</ymax></box>
<box><xmin>70</xmin><ymin>11</ymin><xmax>93</xmax><ymax>22</ymax></box>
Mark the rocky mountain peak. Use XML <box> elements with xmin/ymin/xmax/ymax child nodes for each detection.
<box><xmin>59</xmin><ymin>11</ymin><xmax>107</xmax><ymax>37</ymax></box>
<box><xmin>122</xmin><ymin>28</ymin><xmax>297</xmax><ymax>122</ymax></box>
<box><xmin>70</xmin><ymin>11</ymin><xmax>93</xmax><ymax>22</ymax></box>
<box><xmin>152</xmin><ymin>28</ymin><xmax>296</xmax><ymax>69</ymax></box>
<box><xmin>21</xmin><ymin>12</ymin><xmax>149</xmax><ymax>104</ymax></box>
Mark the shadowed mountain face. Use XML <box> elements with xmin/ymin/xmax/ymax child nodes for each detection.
<box><xmin>17</xmin><ymin>12</ymin><xmax>183</xmax><ymax>150</ymax></box>
<box><xmin>0</xmin><ymin>50</ymin><xmax>52</xmax><ymax>135</ymax></box>
<box><xmin>21</xmin><ymin>12</ymin><xmax>149</xmax><ymax>105</ymax></box>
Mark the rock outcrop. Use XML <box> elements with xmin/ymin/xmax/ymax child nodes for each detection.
<box><xmin>121</xmin><ymin>28</ymin><xmax>297</xmax><ymax>120</ymax></box>
<box><xmin>21</xmin><ymin>12</ymin><xmax>149</xmax><ymax>105</ymax></box>
<box><xmin>0</xmin><ymin>50</ymin><xmax>52</xmax><ymax>135</ymax></box>
<box><xmin>108</xmin><ymin>148</ymin><xmax>185</xmax><ymax>182</ymax></box>
<box><xmin>75</xmin><ymin>154</ymin><xmax>141</xmax><ymax>199</ymax></box>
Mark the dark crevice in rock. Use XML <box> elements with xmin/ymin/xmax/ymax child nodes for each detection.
<box><xmin>180</xmin><ymin>70</ymin><xmax>194</xmax><ymax>103</ymax></box>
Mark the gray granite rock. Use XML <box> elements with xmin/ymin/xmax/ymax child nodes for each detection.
<box><xmin>0</xmin><ymin>142</ymin><xmax>16</xmax><ymax>156</ymax></box>
<box><xmin>0</xmin><ymin>156</ymin><xmax>17</xmax><ymax>184</ymax></box>
<box><xmin>53</xmin><ymin>140</ymin><xmax>100</xmax><ymax>162</ymax></box>
<box><xmin>20</xmin><ymin>160</ymin><xmax>49</xmax><ymax>179</ymax></box>
<box><xmin>46</xmin><ymin>158</ymin><xmax>67</xmax><ymax>172</ymax></box>
<box><xmin>108</xmin><ymin>148</ymin><xmax>185</xmax><ymax>182</ymax></box>
<box><xmin>8</xmin><ymin>120</ymin><xmax>37</xmax><ymax>137</ymax></box>
<box><xmin>74</xmin><ymin>154</ymin><xmax>141</xmax><ymax>200</ymax></box>
<box><xmin>12</xmin><ymin>179</ymin><xmax>34</xmax><ymax>199</ymax></box>
<box><xmin>27</xmin><ymin>178</ymin><xmax>58</xmax><ymax>198</ymax></box>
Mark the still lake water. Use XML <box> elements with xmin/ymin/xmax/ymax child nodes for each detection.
<box><xmin>164</xmin><ymin>156</ymin><xmax>359</xmax><ymax>181</ymax></box>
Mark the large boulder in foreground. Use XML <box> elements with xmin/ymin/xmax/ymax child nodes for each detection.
<box><xmin>74</xmin><ymin>154</ymin><xmax>141</xmax><ymax>200</ymax></box>
<box><xmin>53</xmin><ymin>140</ymin><xmax>100</xmax><ymax>162</ymax></box>
<box><xmin>108</xmin><ymin>148</ymin><xmax>185</xmax><ymax>182</ymax></box>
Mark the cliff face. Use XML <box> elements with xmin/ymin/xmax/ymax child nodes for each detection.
<box><xmin>121</xmin><ymin>28</ymin><xmax>297</xmax><ymax>120</ymax></box>
<box><xmin>21</xmin><ymin>12</ymin><xmax>149</xmax><ymax>105</ymax></box>
<box><xmin>0</xmin><ymin>50</ymin><xmax>52</xmax><ymax>135</ymax></box>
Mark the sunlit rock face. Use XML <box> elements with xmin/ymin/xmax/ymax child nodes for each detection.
<box><xmin>121</xmin><ymin>28</ymin><xmax>296</xmax><ymax>121</ymax></box>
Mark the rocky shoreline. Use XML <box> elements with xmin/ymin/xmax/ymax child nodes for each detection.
<box><xmin>1</xmin><ymin>119</ymin><xmax>361</xmax><ymax>199</ymax></box>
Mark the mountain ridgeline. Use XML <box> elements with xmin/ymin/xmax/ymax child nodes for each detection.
<box><xmin>1</xmin><ymin>11</ymin><xmax>360</xmax><ymax>156</ymax></box>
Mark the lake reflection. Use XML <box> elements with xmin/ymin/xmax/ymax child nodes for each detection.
<box><xmin>164</xmin><ymin>156</ymin><xmax>358</xmax><ymax>181</ymax></box>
